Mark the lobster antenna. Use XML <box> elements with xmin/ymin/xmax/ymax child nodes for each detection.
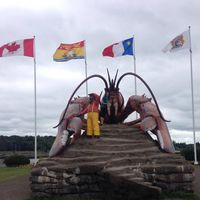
<box><xmin>53</xmin><ymin>74</ymin><xmax>108</xmax><ymax>128</ymax></box>
<box><xmin>113</xmin><ymin>69</ymin><xmax>119</xmax><ymax>86</ymax></box>
<box><xmin>116</xmin><ymin>72</ymin><xmax>170</xmax><ymax>122</ymax></box>
<box><xmin>107</xmin><ymin>68</ymin><xmax>111</xmax><ymax>86</ymax></box>
<box><xmin>99</xmin><ymin>91</ymin><xmax>103</xmax><ymax>98</ymax></box>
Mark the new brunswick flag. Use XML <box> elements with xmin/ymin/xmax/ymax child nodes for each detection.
<box><xmin>53</xmin><ymin>40</ymin><xmax>85</xmax><ymax>62</ymax></box>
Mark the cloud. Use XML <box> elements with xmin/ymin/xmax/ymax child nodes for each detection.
<box><xmin>0</xmin><ymin>0</ymin><xmax>199</xmax><ymax>144</ymax></box>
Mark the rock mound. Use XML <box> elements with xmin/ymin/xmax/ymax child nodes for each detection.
<box><xmin>30</xmin><ymin>124</ymin><xmax>193</xmax><ymax>199</ymax></box>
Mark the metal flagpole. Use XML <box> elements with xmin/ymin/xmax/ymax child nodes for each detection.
<box><xmin>84</xmin><ymin>40</ymin><xmax>88</xmax><ymax>95</ymax></box>
<box><xmin>33</xmin><ymin>36</ymin><xmax>38</xmax><ymax>166</ymax></box>
<box><xmin>133</xmin><ymin>36</ymin><xmax>137</xmax><ymax>95</ymax></box>
<box><xmin>188</xmin><ymin>26</ymin><xmax>198</xmax><ymax>165</ymax></box>
<box><xmin>133</xmin><ymin>36</ymin><xmax>137</xmax><ymax>119</ymax></box>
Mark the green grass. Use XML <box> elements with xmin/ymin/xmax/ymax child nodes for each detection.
<box><xmin>27</xmin><ymin>196</ymin><xmax>100</xmax><ymax>200</ymax></box>
<box><xmin>0</xmin><ymin>166</ymin><xmax>31</xmax><ymax>182</ymax></box>
<box><xmin>27</xmin><ymin>192</ymin><xmax>200</xmax><ymax>200</ymax></box>
<box><xmin>160</xmin><ymin>191</ymin><xmax>200</xmax><ymax>200</ymax></box>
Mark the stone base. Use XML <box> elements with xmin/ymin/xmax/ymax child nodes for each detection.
<box><xmin>30</xmin><ymin>125</ymin><xmax>194</xmax><ymax>199</ymax></box>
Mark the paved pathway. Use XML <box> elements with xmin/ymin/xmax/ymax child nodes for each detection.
<box><xmin>0</xmin><ymin>175</ymin><xmax>31</xmax><ymax>200</ymax></box>
<box><xmin>194</xmin><ymin>167</ymin><xmax>200</xmax><ymax>197</ymax></box>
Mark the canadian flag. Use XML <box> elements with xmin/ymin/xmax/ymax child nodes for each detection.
<box><xmin>0</xmin><ymin>38</ymin><xmax>34</xmax><ymax>58</ymax></box>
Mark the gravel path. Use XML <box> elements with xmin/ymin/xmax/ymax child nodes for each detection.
<box><xmin>0</xmin><ymin>167</ymin><xmax>199</xmax><ymax>200</ymax></box>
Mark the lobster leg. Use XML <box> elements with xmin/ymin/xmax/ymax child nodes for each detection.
<box><xmin>123</xmin><ymin>118</ymin><xmax>142</xmax><ymax>126</ymax></box>
<box><xmin>68</xmin><ymin>117</ymin><xmax>82</xmax><ymax>144</ymax></box>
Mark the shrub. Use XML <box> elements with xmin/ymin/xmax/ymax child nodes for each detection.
<box><xmin>4</xmin><ymin>154</ymin><xmax>30</xmax><ymax>167</ymax></box>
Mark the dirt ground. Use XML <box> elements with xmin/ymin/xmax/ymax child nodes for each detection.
<box><xmin>0</xmin><ymin>168</ymin><xmax>199</xmax><ymax>200</ymax></box>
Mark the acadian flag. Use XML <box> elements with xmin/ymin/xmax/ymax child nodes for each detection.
<box><xmin>102</xmin><ymin>37</ymin><xmax>134</xmax><ymax>57</ymax></box>
<box><xmin>162</xmin><ymin>30</ymin><xmax>190</xmax><ymax>53</ymax></box>
<box><xmin>0</xmin><ymin>38</ymin><xmax>34</xmax><ymax>58</ymax></box>
<box><xmin>53</xmin><ymin>40</ymin><xmax>85</xmax><ymax>62</ymax></box>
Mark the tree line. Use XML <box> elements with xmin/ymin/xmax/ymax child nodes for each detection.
<box><xmin>173</xmin><ymin>141</ymin><xmax>200</xmax><ymax>161</ymax></box>
<box><xmin>0</xmin><ymin>135</ymin><xmax>55</xmax><ymax>153</ymax></box>
<box><xmin>0</xmin><ymin>135</ymin><xmax>199</xmax><ymax>161</ymax></box>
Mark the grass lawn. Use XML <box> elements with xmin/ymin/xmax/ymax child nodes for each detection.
<box><xmin>27</xmin><ymin>192</ymin><xmax>200</xmax><ymax>200</ymax></box>
<box><xmin>160</xmin><ymin>191</ymin><xmax>200</xmax><ymax>200</ymax></box>
<box><xmin>0</xmin><ymin>166</ymin><xmax>31</xmax><ymax>182</ymax></box>
<box><xmin>27</xmin><ymin>197</ymin><xmax>99</xmax><ymax>200</ymax></box>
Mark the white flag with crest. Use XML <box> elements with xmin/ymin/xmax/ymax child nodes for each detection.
<box><xmin>162</xmin><ymin>30</ymin><xmax>190</xmax><ymax>53</ymax></box>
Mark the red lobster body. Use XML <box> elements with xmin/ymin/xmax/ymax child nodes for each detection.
<box><xmin>51</xmin><ymin>71</ymin><xmax>175</xmax><ymax>157</ymax></box>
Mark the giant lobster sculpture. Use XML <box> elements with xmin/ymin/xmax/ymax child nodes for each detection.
<box><xmin>49</xmin><ymin>71</ymin><xmax>175</xmax><ymax>157</ymax></box>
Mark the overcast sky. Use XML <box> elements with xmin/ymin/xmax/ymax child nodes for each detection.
<box><xmin>0</xmin><ymin>0</ymin><xmax>199</xmax><ymax>143</ymax></box>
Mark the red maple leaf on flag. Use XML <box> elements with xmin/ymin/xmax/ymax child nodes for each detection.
<box><xmin>0</xmin><ymin>38</ymin><xmax>34</xmax><ymax>57</ymax></box>
<box><xmin>5</xmin><ymin>42</ymin><xmax>20</xmax><ymax>52</ymax></box>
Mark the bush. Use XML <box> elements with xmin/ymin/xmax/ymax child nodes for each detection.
<box><xmin>4</xmin><ymin>154</ymin><xmax>30</xmax><ymax>167</ymax></box>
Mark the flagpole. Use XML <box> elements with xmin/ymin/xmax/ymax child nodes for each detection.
<box><xmin>33</xmin><ymin>36</ymin><xmax>37</xmax><ymax>166</ymax></box>
<box><xmin>84</xmin><ymin>40</ymin><xmax>88</xmax><ymax>95</ymax></box>
<box><xmin>133</xmin><ymin>36</ymin><xmax>137</xmax><ymax>119</ymax></box>
<box><xmin>133</xmin><ymin>36</ymin><xmax>137</xmax><ymax>95</ymax></box>
<box><xmin>188</xmin><ymin>26</ymin><xmax>198</xmax><ymax>165</ymax></box>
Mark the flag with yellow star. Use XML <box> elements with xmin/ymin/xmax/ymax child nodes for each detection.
<box><xmin>102</xmin><ymin>37</ymin><xmax>134</xmax><ymax>57</ymax></box>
